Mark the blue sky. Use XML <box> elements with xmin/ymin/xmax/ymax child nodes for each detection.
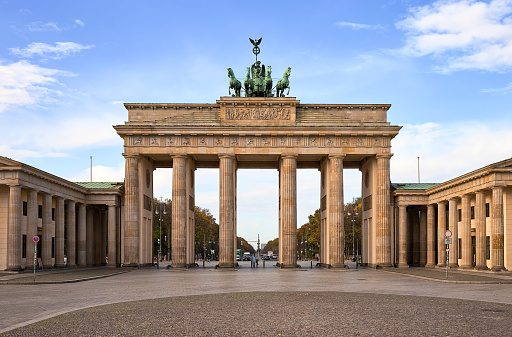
<box><xmin>1</xmin><ymin>0</ymin><xmax>512</xmax><ymax>244</ymax></box>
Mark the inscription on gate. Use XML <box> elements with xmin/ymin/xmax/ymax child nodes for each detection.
<box><xmin>225</xmin><ymin>107</ymin><xmax>291</xmax><ymax>120</ymax></box>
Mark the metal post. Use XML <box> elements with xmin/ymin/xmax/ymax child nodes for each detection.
<box><xmin>33</xmin><ymin>241</ymin><xmax>37</xmax><ymax>282</ymax></box>
<box><xmin>446</xmin><ymin>245</ymin><xmax>449</xmax><ymax>279</ymax></box>
<box><xmin>203</xmin><ymin>234</ymin><xmax>206</xmax><ymax>268</ymax></box>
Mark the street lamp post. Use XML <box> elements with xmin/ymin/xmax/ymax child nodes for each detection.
<box><xmin>155</xmin><ymin>197</ymin><xmax>166</xmax><ymax>268</ymax></box>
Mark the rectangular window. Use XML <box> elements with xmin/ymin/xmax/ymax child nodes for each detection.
<box><xmin>458</xmin><ymin>209</ymin><xmax>462</xmax><ymax>222</ymax></box>
<box><xmin>38</xmin><ymin>205</ymin><xmax>42</xmax><ymax>219</ymax></box>
<box><xmin>52</xmin><ymin>208</ymin><xmax>55</xmax><ymax>221</ymax></box>
<box><xmin>52</xmin><ymin>237</ymin><xmax>55</xmax><ymax>258</ymax></box>
<box><xmin>470</xmin><ymin>206</ymin><xmax>475</xmax><ymax>220</ymax></box>
<box><xmin>23</xmin><ymin>201</ymin><xmax>27</xmax><ymax>216</ymax></box>
<box><xmin>22</xmin><ymin>235</ymin><xmax>27</xmax><ymax>258</ymax></box>
<box><xmin>486</xmin><ymin>236</ymin><xmax>490</xmax><ymax>260</ymax></box>
<box><xmin>458</xmin><ymin>238</ymin><xmax>462</xmax><ymax>259</ymax></box>
<box><xmin>485</xmin><ymin>203</ymin><xmax>490</xmax><ymax>217</ymax></box>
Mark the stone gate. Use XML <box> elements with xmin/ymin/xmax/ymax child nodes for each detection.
<box><xmin>114</xmin><ymin>96</ymin><xmax>401</xmax><ymax>268</ymax></box>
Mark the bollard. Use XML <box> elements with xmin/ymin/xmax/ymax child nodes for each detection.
<box><xmin>311</xmin><ymin>260</ymin><xmax>313</xmax><ymax>269</ymax></box>
<box><xmin>263</xmin><ymin>260</ymin><xmax>265</xmax><ymax>268</ymax></box>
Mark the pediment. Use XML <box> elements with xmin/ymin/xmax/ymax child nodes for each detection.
<box><xmin>0</xmin><ymin>156</ymin><xmax>22</xmax><ymax>167</ymax></box>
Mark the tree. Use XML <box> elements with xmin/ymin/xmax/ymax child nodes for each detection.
<box><xmin>194</xmin><ymin>207</ymin><xmax>219</xmax><ymax>259</ymax></box>
<box><xmin>344</xmin><ymin>197</ymin><xmax>362</xmax><ymax>258</ymax></box>
<box><xmin>261</xmin><ymin>237</ymin><xmax>278</xmax><ymax>254</ymax></box>
<box><xmin>152</xmin><ymin>198</ymin><xmax>172</xmax><ymax>258</ymax></box>
<box><xmin>297</xmin><ymin>209</ymin><xmax>321</xmax><ymax>259</ymax></box>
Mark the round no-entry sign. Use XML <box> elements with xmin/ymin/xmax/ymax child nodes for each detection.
<box><xmin>445</xmin><ymin>230</ymin><xmax>452</xmax><ymax>238</ymax></box>
<box><xmin>33</xmin><ymin>236</ymin><xmax>39</xmax><ymax>243</ymax></box>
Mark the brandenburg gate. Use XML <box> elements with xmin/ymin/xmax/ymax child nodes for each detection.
<box><xmin>114</xmin><ymin>97</ymin><xmax>401</xmax><ymax>268</ymax></box>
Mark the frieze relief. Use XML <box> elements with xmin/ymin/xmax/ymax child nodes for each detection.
<box><xmin>129</xmin><ymin>135</ymin><xmax>389</xmax><ymax>149</ymax></box>
<box><xmin>225</xmin><ymin>107</ymin><xmax>291</xmax><ymax>120</ymax></box>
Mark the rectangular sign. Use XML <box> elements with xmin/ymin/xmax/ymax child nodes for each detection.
<box><xmin>444</xmin><ymin>238</ymin><xmax>452</xmax><ymax>245</ymax></box>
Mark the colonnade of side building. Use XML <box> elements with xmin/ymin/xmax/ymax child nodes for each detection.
<box><xmin>0</xmin><ymin>157</ymin><xmax>122</xmax><ymax>271</ymax></box>
<box><xmin>392</xmin><ymin>158</ymin><xmax>511</xmax><ymax>271</ymax></box>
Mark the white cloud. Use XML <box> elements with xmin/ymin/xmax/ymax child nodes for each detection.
<box><xmin>0</xmin><ymin>60</ymin><xmax>72</xmax><ymax>112</ymax></box>
<box><xmin>391</xmin><ymin>121</ymin><xmax>512</xmax><ymax>183</ymax></box>
<box><xmin>26</xmin><ymin>21</ymin><xmax>63</xmax><ymax>32</ymax></box>
<box><xmin>395</xmin><ymin>0</ymin><xmax>512</xmax><ymax>72</ymax></box>
<box><xmin>10</xmin><ymin>42</ymin><xmax>94</xmax><ymax>60</ymax></box>
<box><xmin>0</xmin><ymin>145</ymin><xmax>68</xmax><ymax>160</ymax></box>
<box><xmin>336</xmin><ymin>21</ymin><xmax>384</xmax><ymax>30</ymax></box>
<box><xmin>74</xmin><ymin>19</ymin><xmax>85</xmax><ymax>27</ymax></box>
<box><xmin>481</xmin><ymin>82</ymin><xmax>512</xmax><ymax>94</ymax></box>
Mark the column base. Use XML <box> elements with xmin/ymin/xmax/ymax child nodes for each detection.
<box><xmin>55</xmin><ymin>263</ymin><xmax>66</xmax><ymax>268</ymax></box>
<box><xmin>278</xmin><ymin>263</ymin><xmax>299</xmax><ymax>269</ymax></box>
<box><xmin>425</xmin><ymin>263</ymin><xmax>436</xmax><ymax>268</ymax></box>
<box><xmin>43</xmin><ymin>264</ymin><xmax>54</xmax><ymax>269</ymax></box>
<box><xmin>397</xmin><ymin>264</ymin><xmax>410</xmax><ymax>268</ymax></box>
<box><xmin>376</xmin><ymin>264</ymin><xmax>393</xmax><ymax>269</ymax></box>
<box><xmin>475</xmin><ymin>265</ymin><xmax>488</xmax><ymax>270</ymax></box>
<box><xmin>5</xmin><ymin>266</ymin><xmax>23</xmax><ymax>272</ymax></box>
<box><xmin>329</xmin><ymin>264</ymin><xmax>347</xmax><ymax>269</ymax></box>
<box><xmin>448</xmin><ymin>263</ymin><xmax>459</xmax><ymax>268</ymax></box>
<box><xmin>459</xmin><ymin>264</ymin><xmax>473</xmax><ymax>270</ymax></box>
<box><xmin>436</xmin><ymin>264</ymin><xmax>446</xmax><ymax>268</ymax></box>
<box><xmin>217</xmin><ymin>263</ymin><xmax>237</xmax><ymax>269</ymax></box>
<box><xmin>491</xmin><ymin>266</ymin><xmax>505</xmax><ymax>272</ymax></box>
<box><xmin>122</xmin><ymin>263</ymin><xmax>140</xmax><ymax>268</ymax></box>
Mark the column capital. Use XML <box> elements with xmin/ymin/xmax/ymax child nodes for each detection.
<box><xmin>461</xmin><ymin>194</ymin><xmax>471</xmax><ymax>200</ymax></box>
<box><xmin>172</xmin><ymin>154</ymin><xmax>189</xmax><ymax>159</ymax></box>
<box><xmin>122</xmin><ymin>153</ymin><xmax>140</xmax><ymax>159</ymax></box>
<box><xmin>437</xmin><ymin>200</ymin><xmax>447</xmax><ymax>206</ymax></box>
<box><xmin>491</xmin><ymin>185</ymin><xmax>504</xmax><ymax>191</ymax></box>
<box><xmin>218</xmin><ymin>154</ymin><xmax>235</xmax><ymax>160</ymax></box>
<box><xmin>281</xmin><ymin>154</ymin><xmax>298</xmax><ymax>160</ymax></box>
<box><xmin>328</xmin><ymin>154</ymin><xmax>346</xmax><ymax>160</ymax></box>
<box><xmin>376</xmin><ymin>153</ymin><xmax>393</xmax><ymax>159</ymax></box>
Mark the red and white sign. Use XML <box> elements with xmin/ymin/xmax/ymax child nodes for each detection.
<box><xmin>32</xmin><ymin>236</ymin><xmax>39</xmax><ymax>243</ymax></box>
<box><xmin>445</xmin><ymin>230</ymin><xmax>452</xmax><ymax>238</ymax></box>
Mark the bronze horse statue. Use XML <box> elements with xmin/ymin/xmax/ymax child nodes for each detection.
<box><xmin>264</xmin><ymin>65</ymin><xmax>273</xmax><ymax>97</ymax></box>
<box><xmin>244</xmin><ymin>67</ymin><xmax>254</xmax><ymax>97</ymax></box>
<box><xmin>275</xmin><ymin>67</ymin><xmax>291</xmax><ymax>97</ymax></box>
<box><xmin>227</xmin><ymin>68</ymin><xmax>241</xmax><ymax>97</ymax></box>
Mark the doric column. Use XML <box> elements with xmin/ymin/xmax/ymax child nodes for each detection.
<box><xmin>7</xmin><ymin>185</ymin><xmax>22</xmax><ymax>271</ymax></box>
<box><xmin>419</xmin><ymin>207</ymin><xmax>427</xmax><ymax>266</ymax></box>
<box><xmin>86</xmin><ymin>206</ymin><xmax>94</xmax><ymax>266</ymax></box>
<box><xmin>219</xmin><ymin>154</ymin><xmax>236</xmax><ymax>268</ymax></box>
<box><xmin>328</xmin><ymin>155</ymin><xmax>345</xmax><ymax>268</ymax></box>
<box><xmin>123</xmin><ymin>155</ymin><xmax>140</xmax><ymax>266</ymax></box>
<box><xmin>460</xmin><ymin>194</ymin><xmax>472</xmax><ymax>268</ymax></box>
<box><xmin>448</xmin><ymin>198</ymin><xmax>458</xmax><ymax>268</ymax></box>
<box><xmin>66</xmin><ymin>201</ymin><xmax>76</xmax><ymax>267</ymax></box>
<box><xmin>279</xmin><ymin>154</ymin><xmax>298</xmax><ymax>268</ymax></box>
<box><xmin>54</xmin><ymin>197</ymin><xmax>65</xmax><ymax>268</ymax></box>
<box><xmin>375</xmin><ymin>154</ymin><xmax>392</xmax><ymax>267</ymax></box>
<box><xmin>107</xmin><ymin>205</ymin><xmax>117</xmax><ymax>267</ymax></box>
<box><xmin>76</xmin><ymin>203</ymin><xmax>87</xmax><ymax>267</ymax></box>
<box><xmin>491</xmin><ymin>186</ymin><xmax>504</xmax><ymax>271</ymax></box>
<box><xmin>426</xmin><ymin>204</ymin><xmax>436</xmax><ymax>267</ymax></box>
<box><xmin>26</xmin><ymin>190</ymin><xmax>38</xmax><ymax>269</ymax></box>
<box><xmin>397</xmin><ymin>204</ymin><xmax>408</xmax><ymax>267</ymax></box>
<box><xmin>437</xmin><ymin>201</ymin><xmax>447</xmax><ymax>267</ymax></box>
<box><xmin>475</xmin><ymin>192</ymin><xmax>486</xmax><ymax>270</ymax></box>
<box><xmin>42</xmin><ymin>193</ymin><xmax>53</xmax><ymax>268</ymax></box>
<box><xmin>171</xmin><ymin>155</ymin><xmax>187</xmax><ymax>267</ymax></box>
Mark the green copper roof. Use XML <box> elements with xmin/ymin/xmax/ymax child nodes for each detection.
<box><xmin>74</xmin><ymin>182</ymin><xmax>124</xmax><ymax>190</ymax></box>
<box><xmin>391</xmin><ymin>183</ymin><xmax>440</xmax><ymax>191</ymax></box>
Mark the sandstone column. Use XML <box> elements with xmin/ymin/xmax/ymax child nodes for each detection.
<box><xmin>419</xmin><ymin>207</ymin><xmax>427</xmax><ymax>266</ymax></box>
<box><xmin>123</xmin><ymin>155</ymin><xmax>140</xmax><ymax>266</ymax></box>
<box><xmin>460</xmin><ymin>194</ymin><xmax>472</xmax><ymax>268</ymax></box>
<box><xmin>328</xmin><ymin>155</ymin><xmax>346</xmax><ymax>268</ymax></box>
<box><xmin>42</xmin><ymin>193</ymin><xmax>53</xmax><ymax>268</ymax></box>
<box><xmin>26</xmin><ymin>190</ymin><xmax>38</xmax><ymax>269</ymax></box>
<box><xmin>279</xmin><ymin>155</ymin><xmax>298</xmax><ymax>268</ymax></box>
<box><xmin>219</xmin><ymin>154</ymin><xmax>236</xmax><ymax>268</ymax></box>
<box><xmin>107</xmin><ymin>205</ymin><xmax>117</xmax><ymax>267</ymax></box>
<box><xmin>491</xmin><ymin>186</ymin><xmax>505</xmax><ymax>271</ymax></box>
<box><xmin>171</xmin><ymin>155</ymin><xmax>187</xmax><ymax>267</ymax></box>
<box><xmin>77</xmin><ymin>203</ymin><xmax>87</xmax><ymax>267</ymax></box>
<box><xmin>86</xmin><ymin>206</ymin><xmax>94</xmax><ymax>266</ymax></box>
<box><xmin>397</xmin><ymin>204</ymin><xmax>408</xmax><ymax>267</ymax></box>
<box><xmin>66</xmin><ymin>201</ymin><xmax>76</xmax><ymax>267</ymax></box>
<box><xmin>7</xmin><ymin>185</ymin><xmax>22</xmax><ymax>271</ymax></box>
<box><xmin>437</xmin><ymin>201</ymin><xmax>447</xmax><ymax>267</ymax></box>
<box><xmin>54</xmin><ymin>197</ymin><xmax>65</xmax><ymax>268</ymax></box>
<box><xmin>376</xmin><ymin>154</ymin><xmax>392</xmax><ymax>267</ymax></box>
<box><xmin>475</xmin><ymin>191</ymin><xmax>486</xmax><ymax>270</ymax></box>
<box><xmin>426</xmin><ymin>204</ymin><xmax>436</xmax><ymax>267</ymax></box>
<box><xmin>411</xmin><ymin>209</ymin><xmax>420</xmax><ymax>265</ymax></box>
<box><xmin>448</xmin><ymin>198</ymin><xmax>458</xmax><ymax>268</ymax></box>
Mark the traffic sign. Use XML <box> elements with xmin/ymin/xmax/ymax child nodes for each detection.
<box><xmin>444</xmin><ymin>238</ymin><xmax>452</xmax><ymax>245</ymax></box>
<box><xmin>33</xmin><ymin>236</ymin><xmax>39</xmax><ymax>243</ymax></box>
<box><xmin>446</xmin><ymin>248</ymin><xmax>450</xmax><ymax>252</ymax></box>
<box><xmin>445</xmin><ymin>230</ymin><xmax>452</xmax><ymax>238</ymax></box>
